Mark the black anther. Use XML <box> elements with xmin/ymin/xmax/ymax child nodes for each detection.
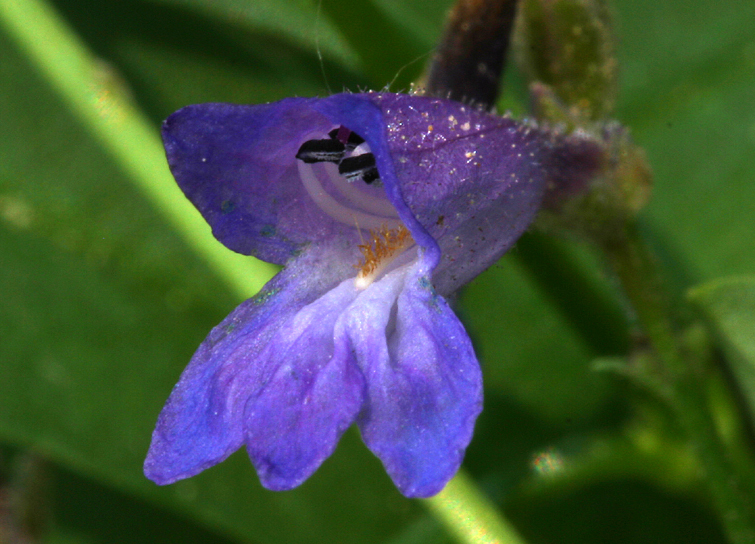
<box><xmin>295</xmin><ymin>138</ymin><xmax>345</xmax><ymax>163</ymax></box>
<box><xmin>338</xmin><ymin>153</ymin><xmax>380</xmax><ymax>184</ymax></box>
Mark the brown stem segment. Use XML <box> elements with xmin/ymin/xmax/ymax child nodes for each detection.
<box><xmin>423</xmin><ymin>0</ymin><xmax>519</xmax><ymax>108</ymax></box>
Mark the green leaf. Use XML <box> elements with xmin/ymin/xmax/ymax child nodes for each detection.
<box><xmin>318</xmin><ymin>0</ymin><xmax>440</xmax><ymax>89</ymax></box>
<box><xmin>458</xmin><ymin>251</ymin><xmax>616</xmax><ymax>425</ymax></box>
<box><xmin>49</xmin><ymin>0</ymin><xmax>364</xmax><ymax>121</ymax></box>
<box><xmin>49</xmin><ymin>463</ymin><xmax>241</xmax><ymax>544</ymax></box>
<box><xmin>141</xmin><ymin>0</ymin><xmax>360</xmax><ymax>70</ymax></box>
<box><xmin>508</xmin><ymin>479</ymin><xmax>727</xmax><ymax>544</ymax></box>
<box><xmin>614</xmin><ymin>0</ymin><xmax>755</xmax><ymax>281</ymax></box>
<box><xmin>689</xmin><ymin>277</ymin><xmax>755</xmax><ymax>427</ymax></box>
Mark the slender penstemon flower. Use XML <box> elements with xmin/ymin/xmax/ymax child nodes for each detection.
<box><xmin>144</xmin><ymin>92</ymin><xmax>600</xmax><ymax>497</ymax></box>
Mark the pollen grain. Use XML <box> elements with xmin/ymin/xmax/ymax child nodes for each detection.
<box><xmin>355</xmin><ymin>224</ymin><xmax>413</xmax><ymax>288</ymax></box>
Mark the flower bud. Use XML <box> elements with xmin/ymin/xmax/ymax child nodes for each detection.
<box><xmin>514</xmin><ymin>0</ymin><xmax>618</xmax><ymax>122</ymax></box>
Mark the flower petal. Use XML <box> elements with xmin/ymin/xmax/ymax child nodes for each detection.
<box><xmin>144</xmin><ymin>244</ymin><xmax>357</xmax><ymax>484</ymax></box>
<box><xmin>340</xmin><ymin>259</ymin><xmax>482</xmax><ymax>497</ymax></box>
<box><xmin>243</xmin><ymin>278</ymin><xmax>364</xmax><ymax>491</ymax></box>
<box><xmin>162</xmin><ymin>99</ymin><xmax>362</xmax><ymax>264</ymax></box>
<box><xmin>374</xmin><ymin>94</ymin><xmax>553</xmax><ymax>294</ymax></box>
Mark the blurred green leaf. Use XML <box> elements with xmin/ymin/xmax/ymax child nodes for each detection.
<box><xmin>48</xmin><ymin>464</ymin><xmax>241</xmax><ymax>544</ymax></box>
<box><xmin>689</xmin><ymin>277</ymin><xmax>755</xmax><ymax>427</ymax></box>
<box><xmin>615</xmin><ymin>0</ymin><xmax>755</xmax><ymax>281</ymax></box>
<box><xmin>318</xmin><ymin>0</ymin><xmax>432</xmax><ymax>89</ymax></box>
<box><xmin>48</xmin><ymin>0</ymin><xmax>364</xmax><ymax>121</ymax></box>
<box><xmin>141</xmin><ymin>0</ymin><xmax>360</xmax><ymax>70</ymax></box>
<box><xmin>458</xmin><ymin>252</ymin><xmax>616</xmax><ymax>425</ymax></box>
<box><xmin>508</xmin><ymin>479</ymin><xmax>726</xmax><ymax>544</ymax></box>
<box><xmin>514</xmin><ymin>232</ymin><xmax>630</xmax><ymax>356</ymax></box>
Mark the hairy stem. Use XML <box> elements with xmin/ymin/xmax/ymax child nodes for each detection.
<box><xmin>602</xmin><ymin>222</ymin><xmax>755</xmax><ymax>544</ymax></box>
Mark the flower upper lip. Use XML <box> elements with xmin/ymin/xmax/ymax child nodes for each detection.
<box><xmin>161</xmin><ymin>92</ymin><xmax>561</xmax><ymax>294</ymax></box>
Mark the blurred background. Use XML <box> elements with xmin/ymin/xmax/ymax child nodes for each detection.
<box><xmin>1</xmin><ymin>0</ymin><xmax>754</xmax><ymax>542</ymax></box>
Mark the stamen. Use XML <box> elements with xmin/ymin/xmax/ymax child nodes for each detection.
<box><xmin>339</xmin><ymin>154</ymin><xmax>380</xmax><ymax>184</ymax></box>
<box><xmin>295</xmin><ymin>138</ymin><xmax>345</xmax><ymax>163</ymax></box>
<box><xmin>362</xmin><ymin>168</ymin><xmax>381</xmax><ymax>184</ymax></box>
<box><xmin>355</xmin><ymin>224</ymin><xmax>414</xmax><ymax>290</ymax></box>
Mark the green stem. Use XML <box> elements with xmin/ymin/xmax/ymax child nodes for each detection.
<box><xmin>602</xmin><ymin>221</ymin><xmax>755</xmax><ymax>544</ymax></box>
<box><xmin>423</xmin><ymin>469</ymin><xmax>529</xmax><ymax>544</ymax></box>
<box><xmin>0</xmin><ymin>0</ymin><xmax>276</xmax><ymax>301</ymax></box>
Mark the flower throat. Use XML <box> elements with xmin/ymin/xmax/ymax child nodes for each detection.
<box><xmin>296</xmin><ymin>126</ymin><xmax>414</xmax><ymax>288</ymax></box>
<box><xmin>355</xmin><ymin>225</ymin><xmax>414</xmax><ymax>289</ymax></box>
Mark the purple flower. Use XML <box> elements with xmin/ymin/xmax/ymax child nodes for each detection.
<box><xmin>144</xmin><ymin>92</ymin><xmax>595</xmax><ymax>497</ymax></box>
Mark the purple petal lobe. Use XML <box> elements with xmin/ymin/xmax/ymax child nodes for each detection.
<box><xmin>163</xmin><ymin>99</ymin><xmax>363</xmax><ymax>264</ymax></box>
<box><xmin>144</xmin><ymin>289</ymin><xmax>284</xmax><ymax>485</ymax></box>
<box><xmin>341</xmin><ymin>260</ymin><xmax>482</xmax><ymax>497</ymax></box>
<box><xmin>244</xmin><ymin>278</ymin><xmax>364</xmax><ymax>491</ymax></box>
<box><xmin>144</xmin><ymin>244</ymin><xmax>356</xmax><ymax>485</ymax></box>
<box><xmin>371</xmin><ymin>94</ymin><xmax>551</xmax><ymax>294</ymax></box>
